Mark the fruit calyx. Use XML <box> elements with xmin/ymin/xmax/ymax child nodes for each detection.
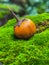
<box><xmin>14</xmin><ymin>19</ymin><xmax>26</xmax><ymax>27</ymax></box>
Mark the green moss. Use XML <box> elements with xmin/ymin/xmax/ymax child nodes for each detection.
<box><xmin>0</xmin><ymin>13</ymin><xmax>49</xmax><ymax>65</ymax></box>
<box><xmin>25</xmin><ymin>13</ymin><xmax>49</xmax><ymax>24</ymax></box>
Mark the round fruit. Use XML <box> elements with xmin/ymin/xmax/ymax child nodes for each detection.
<box><xmin>14</xmin><ymin>19</ymin><xmax>36</xmax><ymax>39</ymax></box>
<box><xmin>9</xmin><ymin>9</ymin><xmax>36</xmax><ymax>39</ymax></box>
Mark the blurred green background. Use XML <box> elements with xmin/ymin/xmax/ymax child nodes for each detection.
<box><xmin>0</xmin><ymin>0</ymin><xmax>49</xmax><ymax>26</ymax></box>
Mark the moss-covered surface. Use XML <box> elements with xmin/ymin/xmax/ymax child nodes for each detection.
<box><xmin>25</xmin><ymin>13</ymin><xmax>49</xmax><ymax>24</ymax></box>
<box><xmin>0</xmin><ymin>13</ymin><xmax>49</xmax><ymax>65</ymax></box>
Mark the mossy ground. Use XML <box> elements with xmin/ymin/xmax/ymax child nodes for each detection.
<box><xmin>0</xmin><ymin>13</ymin><xmax>49</xmax><ymax>65</ymax></box>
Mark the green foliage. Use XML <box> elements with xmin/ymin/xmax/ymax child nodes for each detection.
<box><xmin>0</xmin><ymin>3</ymin><xmax>21</xmax><ymax>18</ymax></box>
<box><xmin>0</xmin><ymin>3</ymin><xmax>20</xmax><ymax>12</ymax></box>
<box><xmin>0</xmin><ymin>13</ymin><xmax>49</xmax><ymax>65</ymax></box>
<box><xmin>0</xmin><ymin>0</ymin><xmax>49</xmax><ymax>16</ymax></box>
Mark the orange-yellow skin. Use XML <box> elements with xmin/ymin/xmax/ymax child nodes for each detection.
<box><xmin>14</xmin><ymin>19</ymin><xmax>36</xmax><ymax>39</ymax></box>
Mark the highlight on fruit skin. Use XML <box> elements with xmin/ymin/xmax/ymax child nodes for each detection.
<box><xmin>8</xmin><ymin>8</ymin><xmax>36</xmax><ymax>39</ymax></box>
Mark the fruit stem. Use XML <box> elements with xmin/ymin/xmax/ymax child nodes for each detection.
<box><xmin>8</xmin><ymin>8</ymin><xmax>19</xmax><ymax>22</ymax></box>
